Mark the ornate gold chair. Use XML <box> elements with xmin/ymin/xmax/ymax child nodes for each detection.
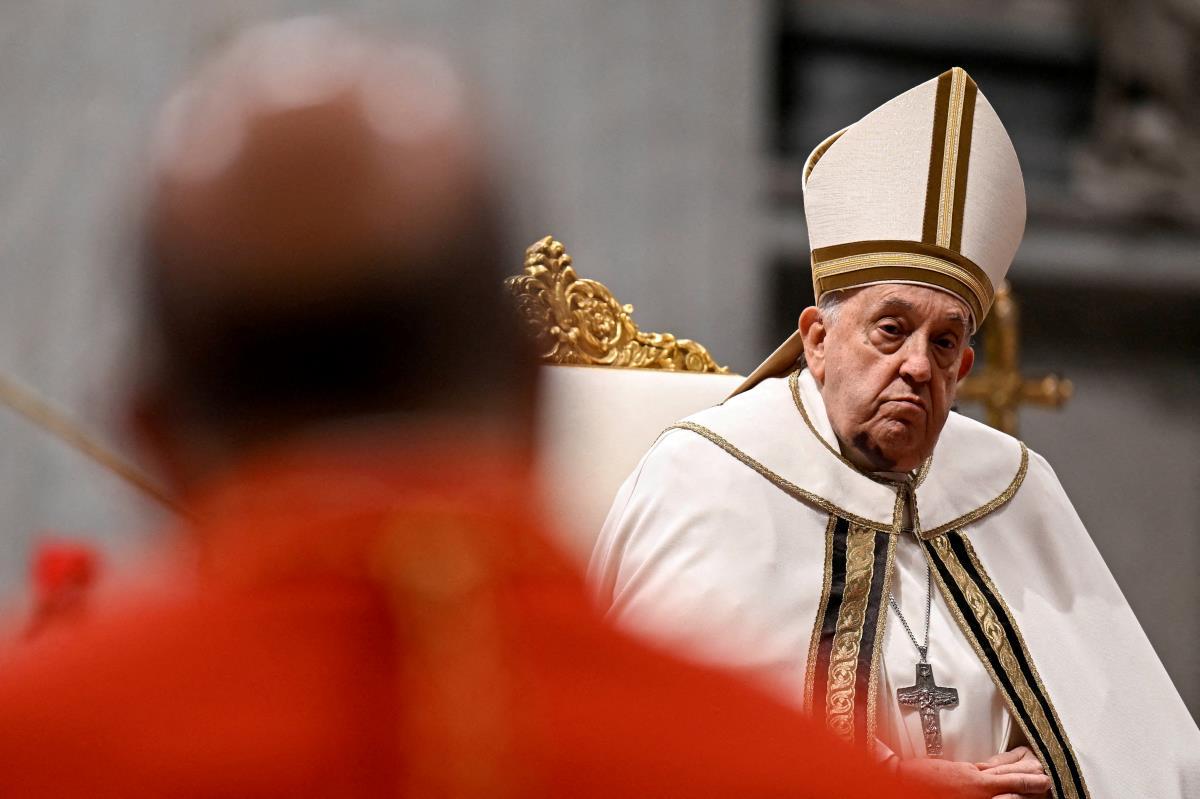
<box><xmin>507</xmin><ymin>237</ymin><xmax>743</xmax><ymax>560</ymax></box>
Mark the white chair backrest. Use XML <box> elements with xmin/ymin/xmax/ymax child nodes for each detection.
<box><xmin>536</xmin><ymin>365</ymin><xmax>743</xmax><ymax>562</ymax></box>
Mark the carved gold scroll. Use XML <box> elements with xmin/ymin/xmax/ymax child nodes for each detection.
<box><xmin>506</xmin><ymin>236</ymin><xmax>729</xmax><ymax>373</ymax></box>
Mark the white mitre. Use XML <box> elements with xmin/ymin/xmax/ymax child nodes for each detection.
<box><xmin>735</xmin><ymin>66</ymin><xmax>1025</xmax><ymax>396</ymax></box>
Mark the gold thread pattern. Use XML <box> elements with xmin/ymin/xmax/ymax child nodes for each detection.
<box><xmin>929</xmin><ymin>535</ymin><xmax>1083</xmax><ymax>799</ymax></box>
<box><xmin>937</xmin><ymin>68</ymin><xmax>968</xmax><ymax>247</ymax></box>
<box><xmin>803</xmin><ymin>128</ymin><xmax>848</xmax><ymax>184</ymax></box>
<box><xmin>865</xmin><ymin>533</ymin><xmax>897</xmax><ymax>742</ymax></box>
<box><xmin>810</xmin><ymin>239</ymin><xmax>994</xmax><ymax>322</ymax></box>
<box><xmin>919</xmin><ymin>444</ymin><xmax>1028</xmax><ymax>538</ymax></box>
<box><xmin>957</xmin><ymin>536</ymin><xmax>1091</xmax><ymax>798</ymax></box>
<box><xmin>804</xmin><ymin>514</ymin><xmax>839</xmax><ymax>713</ymax></box>
<box><xmin>812</xmin><ymin>252</ymin><xmax>992</xmax><ymax>322</ymax></box>
<box><xmin>667</xmin><ymin>412</ymin><xmax>1027</xmax><ymax>542</ymax></box>
<box><xmin>668</xmin><ymin>422</ymin><xmax>893</xmax><ymax>533</ymax></box>
<box><xmin>813</xmin><ymin>252</ymin><xmax>990</xmax><ymax>311</ymax></box>
<box><xmin>788</xmin><ymin>371</ymin><xmax>931</xmax><ymax>492</ymax></box>
<box><xmin>825</xmin><ymin>523</ymin><xmax>878</xmax><ymax>743</ymax></box>
<box><xmin>922</xmin><ymin>538</ymin><xmax>1054</xmax><ymax>784</ymax></box>
<box><xmin>922</xmin><ymin>71</ymin><xmax>952</xmax><ymax>244</ymax></box>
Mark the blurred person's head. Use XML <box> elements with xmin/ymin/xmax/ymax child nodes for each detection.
<box><xmin>130</xmin><ymin>17</ymin><xmax>535</xmax><ymax>492</ymax></box>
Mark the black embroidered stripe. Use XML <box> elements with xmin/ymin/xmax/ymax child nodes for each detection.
<box><xmin>812</xmin><ymin>516</ymin><xmax>849</xmax><ymax>719</ymax></box>
<box><xmin>924</xmin><ymin>539</ymin><xmax>1067</xmax><ymax>799</ymax></box>
<box><xmin>947</xmin><ymin>533</ymin><xmax>1087</xmax><ymax>797</ymax></box>
<box><xmin>854</xmin><ymin>530</ymin><xmax>891</xmax><ymax>737</ymax></box>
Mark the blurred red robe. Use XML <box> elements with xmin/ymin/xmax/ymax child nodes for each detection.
<box><xmin>0</xmin><ymin>438</ymin><xmax>919</xmax><ymax>797</ymax></box>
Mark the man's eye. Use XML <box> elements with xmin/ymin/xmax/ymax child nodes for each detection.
<box><xmin>936</xmin><ymin>338</ymin><xmax>957</xmax><ymax>350</ymax></box>
<box><xmin>879</xmin><ymin>323</ymin><xmax>902</xmax><ymax>336</ymax></box>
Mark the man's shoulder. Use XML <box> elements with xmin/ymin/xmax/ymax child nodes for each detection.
<box><xmin>941</xmin><ymin>410</ymin><xmax>1061</xmax><ymax>486</ymax></box>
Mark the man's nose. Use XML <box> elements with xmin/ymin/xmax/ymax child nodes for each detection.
<box><xmin>898</xmin><ymin>339</ymin><xmax>933</xmax><ymax>384</ymax></box>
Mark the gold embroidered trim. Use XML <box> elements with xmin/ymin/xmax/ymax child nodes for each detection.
<box><xmin>957</xmin><ymin>536</ymin><xmax>1090</xmax><ymax>798</ymax></box>
<box><xmin>929</xmin><ymin>535</ymin><xmax>1084</xmax><ymax>799</ymax></box>
<box><xmin>937</xmin><ymin>67</ymin><xmax>969</xmax><ymax>248</ymax></box>
<box><xmin>920</xmin><ymin>444</ymin><xmax>1028</xmax><ymax>538</ymax></box>
<box><xmin>914</xmin><ymin>455</ymin><xmax>933</xmax><ymax>489</ymax></box>
<box><xmin>922</xmin><ymin>537</ymin><xmax>1054</xmax><ymax>787</ymax></box>
<box><xmin>787</xmin><ymin>368</ymin><xmax>1027</xmax><ymax>538</ymax></box>
<box><xmin>804</xmin><ymin>514</ymin><xmax>839</xmax><ymax>713</ymax></box>
<box><xmin>865</xmin><ymin>533</ymin><xmax>897</xmax><ymax>742</ymax></box>
<box><xmin>923</xmin><ymin>71</ymin><xmax>952</xmax><ymax>244</ymax></box>
<box><xmin>810</xmin><ymin>239</ymin><xmax>994</xmax><ymax>322</ymax></box>
<box><xmin>667</xmin><ymin>422</ymin><xmax>893</xmax><ymax>533</ymax></box>
<box><xmin>788</xmin><ymin>371</ymin><xmax>931</xmax><ymax>498</ymax></box>
<box><xmin>803</xmin><ymin>127</ymin><xmax>848</xmax><ymax>184</ymax></box>
<box><xmin>673</xmin><ymin>391</ymin><xmax>1028</xmax><ymax>540</ymax></box>
<box><xmin>825</xmin><ymin>523</ymin><xmax>878</xmax><ymax>743</ymax></box>
<box><xmin>949</xmin><ymin>77</ymin><xmax>977</xmax><ymax>252</ymax></box>
<box><xmin>812</xmin><ymin>253</ymin><xmax>991</xmax><ymax>323</ymax></box>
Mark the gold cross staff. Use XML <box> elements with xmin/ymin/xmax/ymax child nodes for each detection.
<box><xmin>956</xmin><ymin>282</ymin><xmax>1073</xmax><ymax>436</ymax></box>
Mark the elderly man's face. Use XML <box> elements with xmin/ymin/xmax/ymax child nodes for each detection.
<box><xmin>799</xmin><ymin>284</ymin><xmax>975</xmax><ymax>474</ymax></box>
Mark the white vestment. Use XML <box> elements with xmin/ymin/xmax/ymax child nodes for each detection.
<box><xmin>591</xmin><ymin>369</ymin><xmax>1200</xmax><ymax>798</ymax></box>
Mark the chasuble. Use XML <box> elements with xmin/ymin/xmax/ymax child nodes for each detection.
<box><xmin>591</xmin><ymin>369</ymin><xmax>1200</xmax><ymax>798</ymax></box>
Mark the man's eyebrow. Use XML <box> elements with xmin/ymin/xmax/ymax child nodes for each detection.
<box><xmin>944</xmin><ymin>311</ymin><xmax>969</xmax><ymax>330</ymax></box>
<box><xmin>873</xmin><ymin>298</ymin><xmax>914</xmax><ymax>313</ymax></box>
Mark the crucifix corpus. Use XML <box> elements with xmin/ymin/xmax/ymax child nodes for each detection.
<box><xmin>897</xmin><ymin>662</ymin><xmax>960</xmax><ymax>757</ymax></box>
<box><xmin>957</xmin><ymin>282</ymin><xmax>1073</xmax><ymax>436</ymax></box>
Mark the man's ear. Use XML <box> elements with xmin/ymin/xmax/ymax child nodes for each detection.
<box><xmin>799</xmin><ymin>306</ymin><xmax>829</xmax><ymax>381</ymax></box>
<box><xmin>956</xmin><ymin>346</ymin><xmax>975</xmax><ymax>382</ymax></box>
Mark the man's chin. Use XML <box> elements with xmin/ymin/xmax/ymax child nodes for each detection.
<box><xmin>870</xmin><ymin>429</ymin><xmax>929</xmax><ymax>472</ymax></box>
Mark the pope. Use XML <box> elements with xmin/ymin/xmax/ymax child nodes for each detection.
<box><xmin>0</xmin><ymin>17</ymin><xmax>926</xmax><ymax>799</ymax></box>
<box><xmin>592</xmin><ymin>67</ymin><xmax>1200</xmax><ymax>798</ymax></box>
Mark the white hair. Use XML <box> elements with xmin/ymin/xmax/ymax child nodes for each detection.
<box><xmin>816</xmin><ymin>289</ymin><xmax>850</xmax><ymax>326</ymax></box>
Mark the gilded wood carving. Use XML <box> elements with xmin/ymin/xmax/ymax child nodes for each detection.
<box><xmin>957</xmin><ymin>282</ymin><xmax>1072</xmax><ymax>436</ymax></box>
<box><xmin>506</xmin><ymin>236</ymin><xmax>729</xmax><ymax>373</ymax></box>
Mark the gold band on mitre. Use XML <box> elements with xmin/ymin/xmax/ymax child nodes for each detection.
<box><xmin>811</xmin><ymin>240</ymin><xmax>993</xmax><ymax>327</ymax></box>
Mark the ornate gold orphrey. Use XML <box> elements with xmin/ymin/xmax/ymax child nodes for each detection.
<box><xmin>957</xmin><ymin>282</ymin><xmax>1072</xmax><ymax>436</ymax></box>
<box><xmin>506</xmin><ymin>236</ymin><xmax>729</xmax><ymax>373</ymax></box>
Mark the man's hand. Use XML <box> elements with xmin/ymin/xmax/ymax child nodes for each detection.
<box><xmin>898</xmin><ymin>748</ymin><xmax>1051</xmax><ymax>798</ymax></box>
<box><xmin>975</xmin><ymin>746</ymin><xmax>1050</xmax><ymax>797</ymax></box>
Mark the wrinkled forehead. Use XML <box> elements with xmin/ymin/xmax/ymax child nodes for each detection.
<box><xmin>843</xmin><ymin>282</ymin><xmax>974</xmax><ymax>332</ymax></box>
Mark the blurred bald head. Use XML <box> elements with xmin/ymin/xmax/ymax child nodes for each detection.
<box><xmin>135</xmin><ymin>18</ymin><xmax>534</xmax><ymax>480</ymax></box>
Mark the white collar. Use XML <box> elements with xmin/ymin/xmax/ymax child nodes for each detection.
<box><xmin>678</xmin><ymin>369</ymin><xmax>1027</xmax><ymax>536</ymax></box>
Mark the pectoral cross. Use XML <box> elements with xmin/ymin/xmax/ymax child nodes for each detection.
<box><xmin>896</xmin><ymin>662</ymin><xmax>959</xmax><ymax>757</ymax></box>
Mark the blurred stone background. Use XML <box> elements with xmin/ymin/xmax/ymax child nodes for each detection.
<box><xmin>0</xmin><ymin>0</ymin><xmax>1196</xmax><ymax>716</ymax></box>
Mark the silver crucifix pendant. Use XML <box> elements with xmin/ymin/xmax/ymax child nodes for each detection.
<box><xmin>896</xmin><ymin>661</ymin><xmax>959</xmax><ymax>757</ymax></box>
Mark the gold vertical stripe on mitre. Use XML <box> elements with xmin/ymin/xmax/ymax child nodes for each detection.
<box><xmin>922</xmin><ymin>68</ymin><xmax>979</xmax><ymax>251</ymax></box>
<box><xmin>949</xmin><ymin>77</ymin><xmax>978</xmax><ymax>251</ymax></box>
<box><xmin>922</xmin><ymin>72</ymin><xmax>953</xmax><ymax>244</ymax></box>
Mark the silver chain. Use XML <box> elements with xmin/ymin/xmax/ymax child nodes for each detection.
<box><xmin>888</xmin><ymin>565</ymin><xmax>933</xmax><ymax>663</ymax></box>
